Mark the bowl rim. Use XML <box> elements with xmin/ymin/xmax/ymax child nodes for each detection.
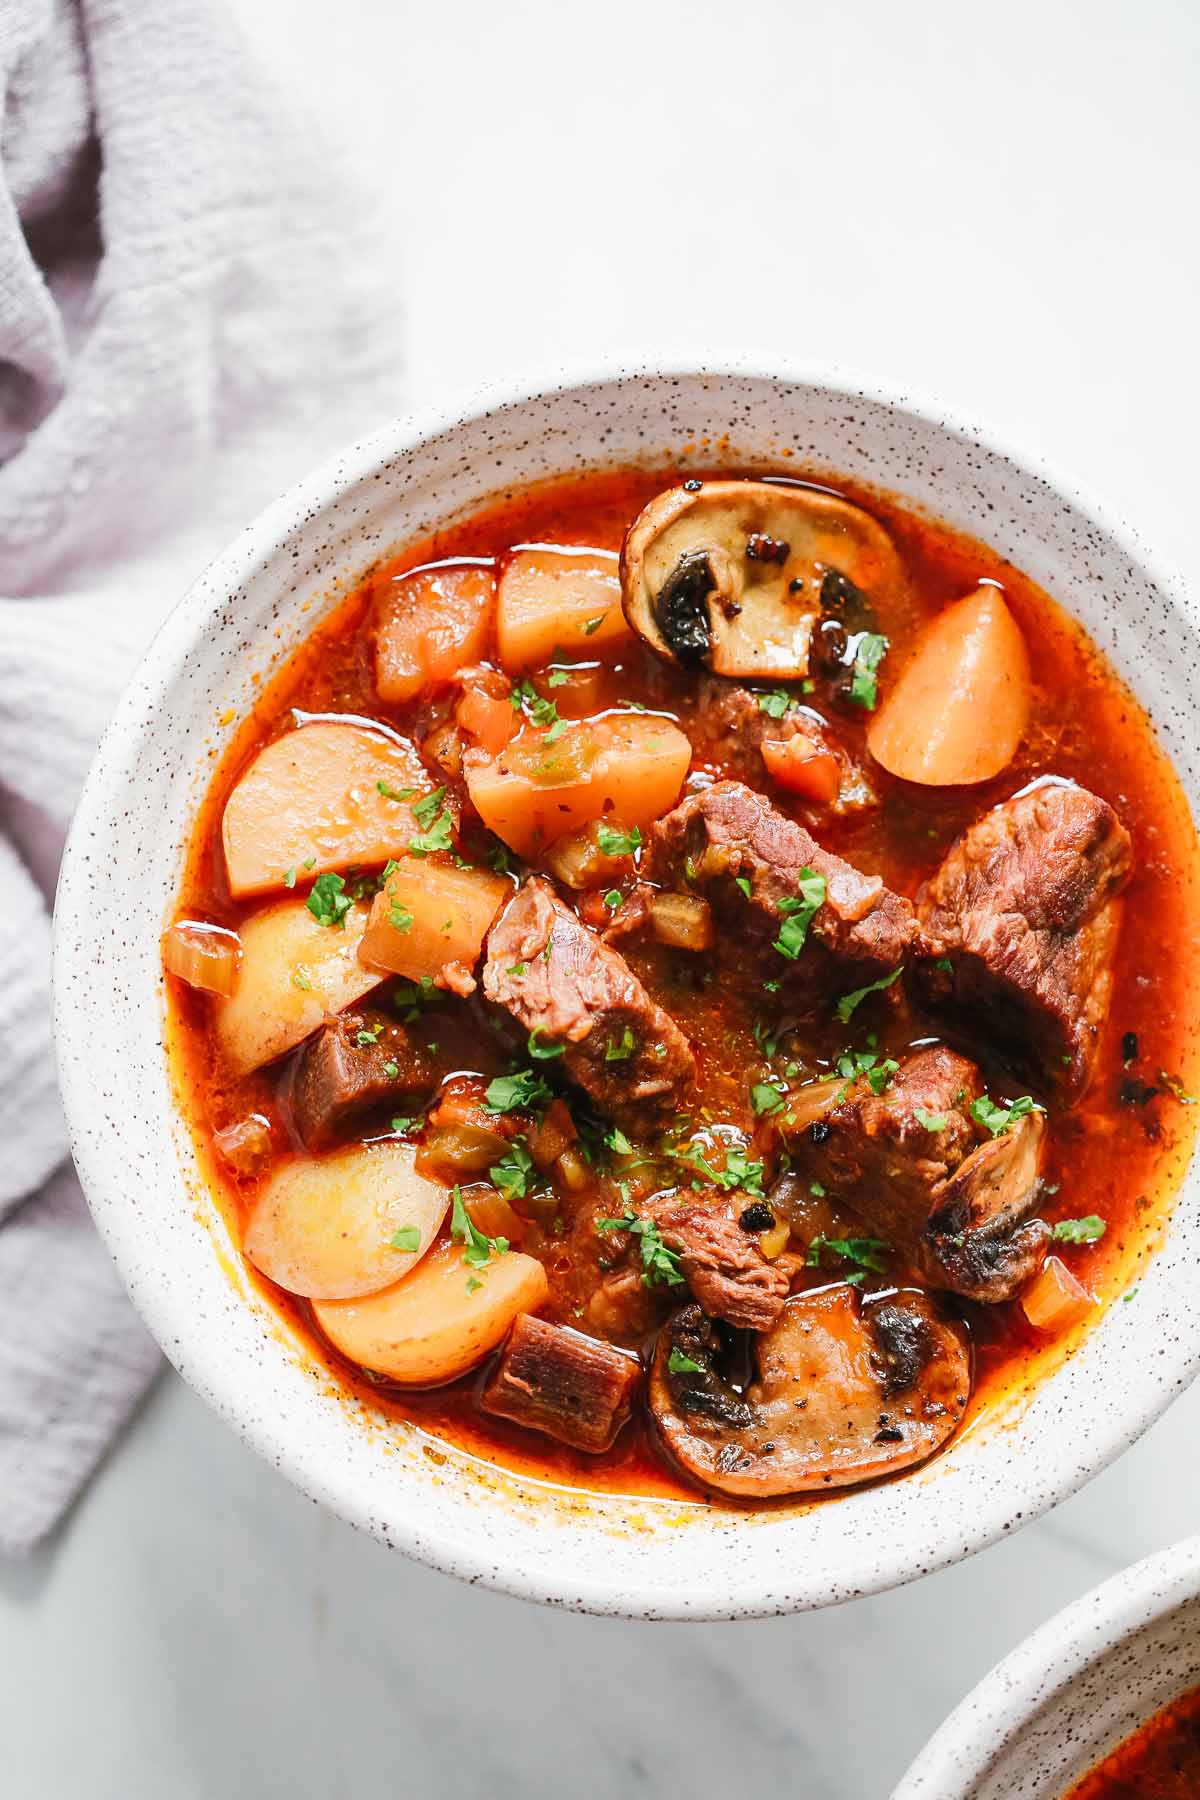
<box><xmin>53</xmin><ymin>350</ymin><xmax>1199</xmax><ymax>1618</ymax></box>
<box><xmin>892</xmin><ymin>1534</ymin><xmax>1200</xmax><ymax>1796</ymax></box>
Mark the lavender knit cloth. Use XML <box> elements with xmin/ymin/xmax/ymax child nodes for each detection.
<box><xmin>0</xmin><ymin>0</ymin><xmax>402</xmax><ymax>1551</ymax></box>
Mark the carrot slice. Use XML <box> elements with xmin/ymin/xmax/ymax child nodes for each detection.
<box><xmin>867</xmin><ymin>585</ymin><xmax>1031</xmax><ymax>786</ymax></box>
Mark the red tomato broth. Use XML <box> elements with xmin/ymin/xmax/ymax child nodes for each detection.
<box><xmin>1065</xmin><ymin>1683</ymin><xmax>1200</xmax><ymax>1799</ymax></box>
<box><xmin>163</xmin><ymin>465</ymin><xmax>1200</xmax><ymax>1505</ymax></box>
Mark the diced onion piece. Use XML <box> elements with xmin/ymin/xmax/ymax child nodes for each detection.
<box><xmin>542</xmin><ymin>821</ymin><xmax>624</xmax><ymax>890</ymax></box>
<box><xmin>867</xmin><ymin>585</ymin><xmax>1031</xmax><ymax>787</ymax></box>
<box><xmin>526</xmin><ymin>1099</ymin><xmax>576</xmax><ymax>1170</ymax></box>
<box><xmin>243</xmin><ymin>1139</ymin><xmax>449</xmax><ymax>1300</ymax></box>
<box><xmin>758</xmin><ymin>1214</ymin><xmax>791</xmax><ymax>1259</ymax></box>
<box><xmin>497</xmin><ymin>549</ymin><xmax>630</xmax><ymax>670</ymax></box>
<box><xmin>422</xmin><ymin>720</ymin><xmax>464</xmax><ymax>782</ymax></box>
<box><xmin>465</xmin><ymin>712</ymin><xmax>691</xmax><ymax>859</ymax></box>
<box><xmin>761</xmin><ymin>735</ymin><xmax>841</xmax><ymax>804</ymax></box>
<box><xmin>647</xmin><ymin>891</ymin><xmax>713</xmax><ymax>951</ymax></box>
<box><xmin>222</xmin><ymin>720</ymin><xmax>437</xmax><ymax>899</ymax></box>
<box><xmin>372</xmin><ymin>563</ymin><xmax>495</xmax><ymax>704</ymax></box>
<box><xmin>554</xmin><ymin>1146</ymin><xmax>591</xmax><ymax>1192</ymax></box>
<box><xmin>162</xmin><ymin>919</ymin><xmax>242</xmax><ymax>996</ymax></box>
<box><xmin>359</xmin><ymin>857</ymin><xmax>509</xmax><ymax>987</ymax></box>
<box><xmin>213</xmin><ymin>1113</ymin><xmax>273</xmax><ymax>1177</ymax></box>
<box><xmin>464</xmin><ymin>1187</ymin><xmax>524</xmax><ymax>1245</ymax></box>
<box><xmin>312</xmin><ymin>1239</ymin><xmax>550</xmax><ymax>1387</ymax></box>
<box><xmin>1020</xmin><ymin>1255</ymin><xmax>1095</xmax><ymax>1333</ymax></box>
<box><xmin>214</xmin><ymin>896</ymin><xmax>382</xmax><ymax>1074</ymax></box>
<box><xmin>417</xmin><ymin>1121</ymin><xmax>509</xmax><ymax>1181</ymax></box>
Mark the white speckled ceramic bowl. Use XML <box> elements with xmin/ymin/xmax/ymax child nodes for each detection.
<box><xmin>54</xmin><ymin>357</ymin><xmax>1200</xmax><ymax>1619</ymax></box>
<box><xmin>894</xmin><ymin>1535</ymin><xmax>1200</xmax><ymax>1797</ymax></box>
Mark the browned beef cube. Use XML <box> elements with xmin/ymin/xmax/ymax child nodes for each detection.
<box><xmin>642</xmin><ymin>1195</ymin><xmax>791</xmax><ymax>1330</ymax></box>
<box><xmin>913</xmin><ymin>782</ymin><xmax>1132</xmax><ymax>1102</ymax></box>
<box><xmin>782</xmin><ymin>1045</ymin><xmax>1048</xmax><ymax>1303</ymax></box>
<box><xmin>482</xmin><ymin>878</ymin><xmax>695</xmax><ymax>1133</ymax></box>
<box><xmin>479</xmin><ymin>1314</ymin><xmax>640</xmax><ymax>1452</ymax></box>
<box><xmin>646</xmin><ymin>780</ymin><xmax>915</xmax><ymax>1001</ymax></box>
<box><xmin>290</xmin><ymin>1009</ymin><xmax>435</xmax><ymax>1151</ymax></box>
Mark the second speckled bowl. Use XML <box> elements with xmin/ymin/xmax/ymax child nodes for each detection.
<box><xmin>54</xmin><ymin>356</ymin><xmax>1200</xmax><ymax>1618</ymax></box>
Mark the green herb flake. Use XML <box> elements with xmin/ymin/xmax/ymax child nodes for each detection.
<box><xmin>451</xmin><ymin>1185</ymin><xmax>510</xmax><ymax>1270</ymax></box>
<box><xmin>596</xmin><ymin>1211</ymin><xmax>685</xmax><ymax>1289</ymax></box>
<box><xmin>758</xmin><ymin>690</ymin><xmax>792</xmax><ymax>720</ymax></box>
<box><xmin>751</xmin><ymin>1082</ymin><xmax>787</xmax><ymax>1116</ymax></box>
<box><xmin>528</xmin><ymin>1028</ymin><xmax>565</xmax><ymax>1061</ymax></box>
<box><xmin>388</xmin><ymin>902</ymin><xmax>414</xmax><ymax>933</ymax></box>
<box><xmin>604</xmin><ymin>1126</ymin><xmax>634</xmax><ymax>1155</ymax></box>
<box><xmin>291</xmin><ymin>969</ymin><xmax>311</xmax><ymax>991</ymax></box>
<box><xmin>807</xmin><ymin>1234</ymin><xmax>891</xmax><ymax>1274</ymax></box>
<box><xmin>605</xmin><ymin>1026</ymin><xmax>637</xmax><ymax>1063</ymax></box>
<box><xmin>1052</xmin><ymin>1215</ymin><xmax>1107</xmax><ymax>1244</ymax></box>
<box><xmin>848</xmin><ymin>632</ymin><xmax>889</xmax><ymax>710</ymax></box>
<box><xmin>915</xmin><ymin>1106</ymin><xmax>948</xmax><ymax>1132</ymax></box>
<box><xmin>306</xmin><ymin>871</ymin><xmax>353</xmax><ymax>929</ymax></box>
<box><xmin>735</xmin><ymin>875</ymin><xmax>753</xmax><ymax>900</ymax></box>
<box><xmin>772</xmin><ymin>869</ymin><xmax>826</xmax><ymax>960</ymax></box>
<box><xmin>377</xmin><ymin>781</ymin><xmax>417</xmax><ymax>802</ymax></box>
<box><xmin>596</xmin><ymin>823</ymin><xmax>642</xmax><ymax>858</ymax></box>
<box><xmin>810</xmin><ymin>1180</ymin><xmax>826</xmax><ymax>1197</ymax></box>
<box><xmin>488</xmin><ymin>845</ymin><xmax>511</xmax><ymax>875</ymax></box>
<box><xmin>1159</xmin><ymin>1070</ymin><xmax>1197</xmax><ymax>1105</ymax></box>
<box><xmin>490</xmin><ymin>1140</ymin><xmax>535</xmax><ymax>1201</ymax></box>
<box><xmin>582</xmin><ymin>613</ymin><xmax>608</xmax><ymax>636</ymax></box>
<box><xmin>390</xmin><ymin>1225</ymin><xmax>422</xmax><ymax>1252</ymax></box>
<box><xmin>389</xmin><ymin>1114</ymin><xmax>422</xmax><ymax>1135</ymax></box>
<box><xmin>507</xmin><ymin>961</ymin><xmax>527</xmax><ymax>976</ymax></box>
<box><xmin>485</xmin><ymin>1068</ymin><xmax>553</xmax><ymax>1114</ymax></box>
<box><xmin>355</xmin><ymin>1024</ymin><xmax>383</xmax><ymax>1046</ymax></box>
<box><xmin>970</xmin><ymin>1093</ymin><xmax>1045</xmax><ymax>1137</ymax></box>
<box><xmin>668</xmin><ymin>1347</ymin><xmax>702</xmax><ymax>1374</ymax></box>
<box><xmin>835</xmin><ymin>965</ymin><xmax>902</xmax><ymax>1024</ymax></box>
<box><xmin>283</xmin><ymin>866</ymin><xmax>298</xmax><ymax>889</ymax></box>
<box><xmin>603</xmin><ymin>889</ymin><xmax>623</xmax><ymax>911</ymax></box>
<box><xmin>935</xmin><ymin>957</ymin><xmax>954</xmax><ymax>975</ymax></box>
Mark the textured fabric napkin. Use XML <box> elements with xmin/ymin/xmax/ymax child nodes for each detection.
<box><xmin>0</xmin><ymin>0</ymin><xmax>403</xmax><ymax>1552</ymax></box>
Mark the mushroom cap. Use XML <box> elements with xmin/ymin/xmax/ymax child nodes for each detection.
<box><xmin>620</xmin><ymin>479</ymin><xmax>902</xmax><ymax>679</ymax></box>
<box><xmin>649</xmin><ymin>1286</ymin><xmax>971</xmax><ymax>1498</ymax></box>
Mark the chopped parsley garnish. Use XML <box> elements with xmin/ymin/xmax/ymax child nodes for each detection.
<box><xmin>603</xmin><ymin>889</ymin><xmax>623</xmax><ymax>910</ymax></box>
<box><xmin>389</xmin><ymin>1114</ymin><xmax>422</xmax><ymax>1135</ymax></box>
<box><xmin>408</xmin><ymin>788</ymin><xmax>454</xmax><ymax>857</ymax></box>
<box><xmin>390</xmin><ymin>1225</ymin><xmax>422</xmax><ymax>1251</ymax></box>
<box><xmin>490</xmin><ymin>1140</ymin><xmax>535</xmax><ymax>1200</ymax></box>
<box><xmin>772</xmin><ymin>869</ymin><xmax>826</xmax><ymax>959</ymax></box>
<box><xmin>582</xmin><ymin>613</ymin><xmax>608</xmax><ymax>636</ymax></box>
<box><xmin>668</xmin><ymin>1347</ymin><xmax>703</xmax><ymax>1374</ymax></box>
<box><xmin>291</xmin><ymin>969</ymin><xmax>311</xmax><ymax>991</ymax></box>
<box><xmin>451</xmin><ymin>1185</ymin><xmax>509</xmax><ymax>1270</ymax></box>
<box><xmin>735</xmin><ymin>876</ymin><xmax>753</xmax><ymax>900</ymax></box>
<box><xmin>377</xmin><ymin>781</ymin><xmax>417</xmax><ymax>802</ymax></box>
<box><xmin>834</xmin><ymin>1048</ymin><xmax>899</xmax><ymax>1100</ymax></box>
<box><xmin>388</xmin><ymin>901</ymin><xmax>414</xmax><ymax>933</ymax></box>
<box><xmin>970</xmin><ymin>1093</ymin><xmax>1044</xmax><ymax>1136</ymax></box>
<box><xmin>306</xmin><ymin>871</ymin><xmax>353</xmax><ymax>928</ymax></box>
<box><xmin>752</xmin><ymin>1017</ymin><xmax>780</xmax><ymax>1057</ymax></box>
<box><xmin>528</xmin><ymin>1028</ymin><xmax>565</xmax><ymax>1060</ymax></box>
<box><xmin>596</xmin><ymin>823</ymin><xmax>642</xmax><ymax>858</ymax></box>
<box><xmin>935</xmin><ymin>957</ymin><xmax>954</xmax><ymax>975</ymax></box>
<box><xmin>1052</xmin><ymin>1215</ymin><xmax>1107</xmax><ymax>1244</ymax></box>
<box><xmin>392</xmin><ymin>975</ymin><xmax>436</xmax><ymax>1021</ymax></box>
<box><xmin>488</xmin><ymin>844</ymin><xmax>511</xmax><ymax>874</ymax></box>
<box><xmin>751</xmin><ymin>1082</ymin><xmax>787</xmax><ymax>1116</ymax></box>
<box><xmin>605</xmin><ymin>1026</ymin><xmax>637</xmax><ymax>1062</ymax></box>
<box><xmin>485</xmin><ymin>1069</ymin><xmax>553</xmax><ymax>1114</ymax></box>
<box><xmin>758</xmin><ymin>690</ymin><xmax>793</xmax><ymax>720</ymax></box>
<box><xmin>807</xmin><ymin>1234</ymin><xmax>891</xmax><ymax>1276</ymax></box>
<box><xmin>848</xmin><ymin>632</ymin><xmax>889</xmax><ymax>710</ymax></box>
<box><xmin>1159</xmin><ymin>1070</ymin><xmax>1197</xmax><ymax>1105</ymax></box>
<box><xmin>810</xmin><ymin>1180</ymin><xmax>826</xmax><ymax>1197</ymax></box>
<box><xmin>835</xmin><ymin>965</ymin><xmax>902</xmax><ymax>1024</ymax></box>
<box><xmin>507</xmin><ymin>961</ymin><xmax>527</xmax><ymax>976</ymax></box>
<box><xmin>596</xmin><ymin>1212</ymin><xmax>685</xmax><ymax>1289</ymax></box>
<box><xmin>355</xmin><ymin>1023</ymin><xmax>383</xmax><ymax>1046</ymax></box>
<box><xmin>543</xmin><ymin>717</ymin><xmax>569</xmax><ymax>743</ymax></box>
<box><xmin>915</xmin><ymin>1107</ymin><xmax>948</xmax><ymax>1132</ymax></box>
<box><xmin>604</xmin><ymin>1126</ymin><xmax>634</xmax><ymax>1155</ymax></box>
<box><xmin>283</xmin><ymin>866</ymin><xmax>298</xmax><ymax>889</ymax></box>
<box><xmin>382</xmin><ymin>1060</ymin><xmax>400</xmax><ymax>1078</ymax></box>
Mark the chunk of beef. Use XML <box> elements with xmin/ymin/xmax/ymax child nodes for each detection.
<box><xmin>642</xmin><ymin>1195</ymin><xmax>791</xmax><ymax>1330</ymax></box>
<box><xmin>647</xmin><ymin>780</ymin><xmax>915</xmax><ymax>1001</ymax></box>
<box><xmin>695</xmin><ymin>684</ymin><xmax>877</xmax><ymax>816</ymax></box>
<box><xmin>290</xmin><ymin>1010</ymin><xmax>436</xmax><ymax>1151</ymax></box>
<box><xmin>782</xmin><ymin>1045</ymin><xmax>1048</xmax><ymax>1303</ymax></box>
<box><xmin>914</xmin><ymin>781</ymin><xmax>1132</xmax><ymax>1102</ymax></box>
<box><xmin>482</xmin><ymin>878</ymin><xmax>695</xmax><ymax>1132</ymax></box>
<box><xmin>479</xmin><ymin>1314</ymin><xmax>641</xmax><ymax>1452</ymax></box>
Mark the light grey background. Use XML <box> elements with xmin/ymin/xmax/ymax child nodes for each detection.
<box><xmin>5</xmin><ymin>2</ymin><xmax>1199</xmax><ymax>1795</ymax></box>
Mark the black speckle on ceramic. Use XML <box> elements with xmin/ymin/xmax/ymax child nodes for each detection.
<box><xmin>50</xmin><ymin>357</ymin><xmax>1200</xmax><ymax>1620</ymax></box>
<box><xmin>894</xmin><ymin>1535</ymin><xmax>1200</xmax><ymax>1798</ymax></box>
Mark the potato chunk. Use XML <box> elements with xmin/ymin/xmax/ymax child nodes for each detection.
<box><xmin>214</xmin><ymin>896</ymin><xmax>381</xmax><ymax>1074</ymax></box>
<box><xmin>312</xmin><ymin>1239</ymin><xmax>550</xmax><ymax>1386</ymax></box>
<box><xmin>222</xmin><ymin>720</ymin><xmax>437</xmax><ymax>899</ymax></box>
<box><xmin>244</xmin><ymin>1140</ymin><xmax>449</xmax><ymax>1300</ymax></box>
<box><xmin>359</xmin><ymin>857</ymin><xmax>510</xmax><ymax>991</ymax></box>
<box><xmin>372</xmin><ymin>563</ymin><xmax>495</xmax><ymax>703</ymax></box>
<box><xmin>497</xmin><ymin>549</ymin><xmax>630</xmax><ymax>669</ymax></box>
<box><xmin>465</xmin><ymin>712</ymin><xmax>691</xmax><ymax>858</ymax></box>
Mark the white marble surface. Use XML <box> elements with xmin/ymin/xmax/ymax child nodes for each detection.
<box><xmin>6</xmin><ymin>1</ymin><xmax>1200</xmax><ymax>1795</ymax></box>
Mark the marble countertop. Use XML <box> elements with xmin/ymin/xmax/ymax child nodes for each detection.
<box><xmin>5</xmin><ymin>2</ymin><xmax>1199</xmax><ymax>1795</ymax></box>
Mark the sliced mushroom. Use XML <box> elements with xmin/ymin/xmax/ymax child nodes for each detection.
<box><xmin>649</xmin><ymin>1288</ymin><xmax>970</xmax><ymax>1498</ymax></box>
<box><xmin>922</xmin><ymin>1111</ymin><xmax>1051</xmax><ymax>1303</ymax></box>
<box><xmin>620</xmin><ymin>480</ymin><xmax>901</xmax><ymax>679</ymax></box>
